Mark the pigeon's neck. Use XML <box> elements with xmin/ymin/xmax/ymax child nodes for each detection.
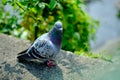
<box><xmin>49</xmin><ymin>28</ymin><xmax>62</xmax><ymax>48</ymax></box>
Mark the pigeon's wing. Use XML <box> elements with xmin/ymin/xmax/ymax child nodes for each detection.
<box><xmin>17</xmin><ymin>40</ymin><xmax>53</xmax><ymax>62</ymax></box>
<box><xmin>27</xmin><ymin>39</ymin><xmax>56</xmax><ymax>61</ymax></box>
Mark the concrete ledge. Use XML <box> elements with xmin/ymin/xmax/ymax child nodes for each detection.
<box><xmin>0</xmin><ymin>34</ymin><xmax>110</xmax><ymax>80</ymax></box>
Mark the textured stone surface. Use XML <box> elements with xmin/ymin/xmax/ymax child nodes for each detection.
<box><xmin>0</xmin><ymin>34</ymin><xmax>119</xmax><ymax>80</ymax></box>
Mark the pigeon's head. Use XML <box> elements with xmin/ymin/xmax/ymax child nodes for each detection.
<box><xmin>54</xmin><ymin>21</ymin><xmax>63</xmax><ymax>32</ymax></box>
<box><xmin>49</xmin><ymin>21</ymin><xmax>63</xmax><ymax>47</ymax></box>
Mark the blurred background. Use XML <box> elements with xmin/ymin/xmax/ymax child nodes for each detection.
<box><xmin>0</xmin><ymin>0</ymin><xmax>120</xmax><ymax>53</ymax></box>
<box><xmin>88</xmin><ymin>0</ymin><xmax>120</xmax><ymax>52</ymax></box>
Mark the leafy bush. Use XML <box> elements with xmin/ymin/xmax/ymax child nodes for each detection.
<box><xmin>1</xmin><ymin>0</ymin><xmax>99</xmax><ymax>52</ymax></box>
<box><xmin>0</xmin><ymin>3</ymin><xmax>23</xmax><ymax>37</ymax></box>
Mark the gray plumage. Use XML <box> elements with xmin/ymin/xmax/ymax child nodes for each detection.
<box><xmin>17</xmin><ymin>21</ymin><xmax>63</xmax><ymax>64</ymax></box>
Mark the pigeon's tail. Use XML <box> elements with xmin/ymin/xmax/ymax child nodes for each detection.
<box><xmin>18</xmin><ymin>49</ymin><xmax>28</xmax><ymax>55</ymax></box>
<box><xmin>17</xmin><ymin>49</ymin><xmax>32</xmax><ymax>62</ymax></box>
<box><xmin>17</xmin><ymin>53</ymin><xmax>29</xmax><ymax>62</ymax></box>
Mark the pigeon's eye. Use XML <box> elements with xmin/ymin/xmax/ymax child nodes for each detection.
<box><xmin>55</xmin><ymin>26</ymin><xmax>62</xmax><ymax>31</ymax></box>
<box><xmin>56</xmin><ymin>25</ymin><xmax>62</xmax><ymax>28</ymax></box>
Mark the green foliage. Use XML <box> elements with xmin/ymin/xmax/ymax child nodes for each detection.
<box><xmin>75</xmin><ymin>50</ymin><xmax>112</xmax><ymax>62</ymax></box>
<box><xmin>0</xmin><ymin>3</ymin><xmax>25</xmax><ymax>38</ymax></box>
<box><xmin>1</xmin><ymin>0</ymin><xmax>99</xmax><ymax>52</ymax></box>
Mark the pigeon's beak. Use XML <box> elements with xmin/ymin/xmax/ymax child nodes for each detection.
<box><xmin>59</xmin><ymin>27</ymin><xmax>63</xmax><ymax>31</ymax></box>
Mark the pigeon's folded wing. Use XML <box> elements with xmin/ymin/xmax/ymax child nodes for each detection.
<box><xmin>27</xmin><ymin>40</ymin><xmax>56</xmax><ymax>60</ymax></box>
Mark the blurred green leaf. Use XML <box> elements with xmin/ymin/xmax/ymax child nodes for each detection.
<box><xmin>2</xmin><ymin>0</ymin><xmax>7</xmax><ymax>5</ymax></box>
<box><xmin>49</xmin><ymin>0</ymin><xmax>57</xmax><ymax>10</ymax></box>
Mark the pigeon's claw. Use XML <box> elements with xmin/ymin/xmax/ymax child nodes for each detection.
<box><xmin>45</xmin><ymin>60</ymin><xmax>56</xmax><ymax>67</ymax></box>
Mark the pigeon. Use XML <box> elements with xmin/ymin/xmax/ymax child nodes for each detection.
<box><xmin>17</xmin><ymin>21</ymin><xmax>63</xmax><ymax>67</ymax></box>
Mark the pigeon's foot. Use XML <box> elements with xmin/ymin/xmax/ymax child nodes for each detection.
<box><xmin>45</xmin><ymin>60</ymin><xmax>56</xmax><ymax>67</ymax></box>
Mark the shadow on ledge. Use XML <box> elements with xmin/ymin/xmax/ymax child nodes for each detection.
<box><xmin>0</xmin><ymin>61</ymin><xmax>64</xmax><ymax>80</ymax></box>
<box><xmin>22</xmin><ymin>61</ymin><xmax>64</xmax><ymax>80</ymax></box>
